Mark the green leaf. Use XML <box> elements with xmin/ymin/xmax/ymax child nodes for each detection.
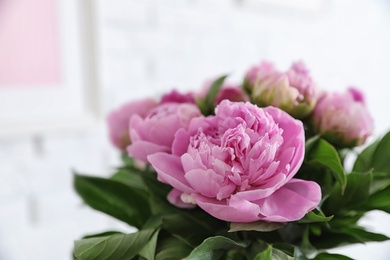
<box><xmin>74</xmin><ymin>229</ymin><xmax>155</xmax><ymax>260</ymax></box>
<box><xmin>353</xmin><ymin>131</ymin><xmax>390</xmax><ymax>173</ymax></box>
<box><xmin>311</xmin><ymin>225</ymin><xmax>389</xmax><ymax>249</ymax></box>
<box><xmin>229</xmin><ymin>221</ymin><xmax>286</xmax><ymax>232</ymax></box>
<box><xmin>305</xmin><ymin>135</ymin><xmax>320</xmax><ymax>152</ymax></box>
<box><xmin>369</xmin><ymin>171</ymin><xmax>390</xmax><ymax>194</ymax></box>
<box><xmin>335</xmin><ymin>225</ymin><xmax>389</xmax><ymax>243</ymax></box>
<box><xmin>313</xmin><ymin>253</ymin><xmax>353</xmax><ymax>260</ymax></box>
<box><xmin>323</xmin><ymin>171</ymin><xmax>372</xmax><ymax>214</ymax></box>
<box><xmin>254</xmin><ymin>243</ymin><xmax>272</xmax><ymax>260</ymax></box>
<box><xmin>198</xmin><ymin>75</ymin><xmax>228</xmax><ymax>115</ymax></box>
<box><xmin>82</xmin><ymin>231</ymin><xmax>123</xmax><ymax>239</ymax></box>
<box><xmin>163</xmin><ymin>211</ymin><xmax>225</xmax><ymax>246</ymax></box>
<box><xmin>363</xmin><ymin>186</ymin><xmax>390</xmax><ymax>213</ymax></box>
<box><xmin>271</xmin><ymin>248</ymin><xmax>295</xmax><ymax>260</ymax></box>
<box><xmin>249</xmin><ymin>242</ymin><xmax>294</xmax><ymax>260</ymax></box>
<box><xmin>309</xmin><ymin>224</ymin><xmax>322</xmax><ymax>236</ymax></box>
<box><xmin>184</xmin><ymin>236</ymin><xmax>248</xmax><ymax>260</ymax></box>
<box><xmin>156</xmin><ymin>235</ymin><xmax>193</xmax><ymax>260</ymax></box>
<box><xmin>136</xmin><ymin>171</ymin><xmax>178</xmax><ymax>214</ymax></box>
<box><xmin>352</xmin><ymin>140</ymin><xmax>380</xmax><ymax>172</ymax></box>
<box><xmin>371</xmin><ymin>131</ymin><xmax>390</xmax><ymax>172</ymax></box>
<box><xmin>297</xmin><ymin>211</ymin><xmax>333</xmax><ymax>224</ymax></box>
<box><xmin>293</xmin><ymin>247</ymin><xmax>309</xmax><ymax>260</ymax></box>
<box><xmin>74</xmin><ymin>173</ymin><xmax>151</xmax><ymax>228</ymax></box>
<box><xmin>111</xmin><ymin>169</ymin><xmax>147</xmax><ymax>191</ymax></box>
<box><xmin>306</xmin><ymin>138</ymin><xmax>346</xmax><ymax>193</ymax></box>
<box><xmin>139</xmin><ymin>229</ymin><xmax>160</xmax><ymax>260</ymax></box>
<box><xmin>121</xmin><ymin>153</ymin><xmax>136</xmax><ymax>167</ymax></box>
<box><xmin>246</xmin><ymin>240</ymin><xmax>270</xmax><ymax>260</ymax></box>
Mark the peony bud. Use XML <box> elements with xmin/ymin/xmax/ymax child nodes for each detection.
<box><xmin>312</xmin><ymin>88</ymin><xmax>374</xmax><ymax>147</ymax></box>
<box><xmin>127</xmin><ymin>102</ymin><xmax>202</xmax><ymax>162</ymax></box>
<box><xmin>107</xmin><ymin>98</ymin><xmax>157</xmax><ymax>150</ymax></box>
<box><xmin>244</xmin><ymin>61</ymin><xmax>318</xmax><ymax>119</ymax></box>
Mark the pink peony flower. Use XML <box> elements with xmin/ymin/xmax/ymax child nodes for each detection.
<box><xmin>148</xmin><ymin>100</ymin><xmax>321</xmax><ymax>222</ymax></box>
<box><xmin>160</xmin><ymin>89</ymin><xmax>195</xmax><ymax>104</ymax></box>
<box><xmin>312</xmin><ymin>88</ymin><xmax>374</xmax><ymax>147</ymax></box>
<box><xmin>244</xmin><ymin>61</ymin><xmax>318</xmax><ymax>119</ymax></box>
<box><xmin>107</xmin><ymin>98</ymin><xmax>157</xmax><ymax>150</ymax></box>
<box><xmin>127</xmin><ymin>103</ymin><xmax>202</xmax><ymax>162</ymax></box>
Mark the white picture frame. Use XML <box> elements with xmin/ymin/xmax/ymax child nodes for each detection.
<box><xmin>0</xmin><ymin>0</ymin><xmax>99</xmax><ymax>137</ymax></box>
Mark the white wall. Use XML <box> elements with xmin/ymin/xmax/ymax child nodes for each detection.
<box><xmin>1</xmin><ymin>0</ymin><xmax>390</xmax><ymax>259</ymax></box>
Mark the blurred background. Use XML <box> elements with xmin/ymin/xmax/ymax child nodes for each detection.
<box><xmin>1</xmin><ymin>0</ymin><xmax>390</xmax><ymax>259</ymax></box>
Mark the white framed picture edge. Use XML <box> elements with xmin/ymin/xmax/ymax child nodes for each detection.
<box><xmin>238</xmin><ymin>0</ymin><xmax>330</xmax><ymax>13</ymax></box>
<box><xmin>0</xmin><ymin>0</ymin><xmax>100</xmax><ymax>138</ymax></box>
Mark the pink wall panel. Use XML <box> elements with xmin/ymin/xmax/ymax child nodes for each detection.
<box><xmin>0</xmin><ymin>0</ymin><xmax>61</xmax><ymax>86</ymax></box>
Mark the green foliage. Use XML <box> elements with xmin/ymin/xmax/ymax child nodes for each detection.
<box><xmin>74</xmin><ymin>173</ymin><xmax>151</xmax><ymax>229</ymax></box>
<box><xmin>73</xmin><ymin>130</ymin><xmax>390</xmax><ymax>259</ymax></box>
<box><xmin>323</xmin><ymin>171</ymin><xmax>372</xmax><ymax>214</ymax></box>
<box><xmin>73</xmin><ymin>229</ymin><xmax>156</xmax><ymax>260</ymax></box>
<box><xmin>305</xmin><ymin>137</ymin><xmax>346</xmax><ymax>193</ymax></box>
<box><xmin>297</xmin><ymin>211</ymin><xmax>333</xmax><ymax>224</ymax></box>
<box><xmin>184</xmin><ymin>236</ymin><xmax>248</xmax><ymax>260</ymax></box>
<box><xmin>197</xmin><ymin>75</ymin><xmax>228</xmax><ymax>115</ymax></box>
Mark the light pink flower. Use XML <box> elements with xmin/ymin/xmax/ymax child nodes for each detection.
<box><xmin>244</xmin><ymin>61</ymin><xmax>318</xmax><ymax>118</ymax></box>
<box><xmin>148</xmin><ymin>100</ymin><xmax>321</xmax><ymax>222</ymax></box>
<box><xmin>312</xmin><ymin>88</ymin><xmax>374</xmax><ymax>147</ymax></box>
<box><xmin>107</xmin><ymin>98</ymin><xmax>157</xmax><ymax>150</ymax></box>
<box><xmin>127</xmin><ymin>103</ymin><xmax>202</xmax><ymax>162</ymax></box>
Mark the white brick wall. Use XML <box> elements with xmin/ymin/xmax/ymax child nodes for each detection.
<box><xmin>1</xmin><ymin>0</ymin><xmax>390</xmax><ymax>258</ymax></box>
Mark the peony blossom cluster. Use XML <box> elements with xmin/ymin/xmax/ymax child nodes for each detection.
<box><xmin>106</xmin><ymin>60</ymin><xmax>374</xmax><ymax>223</ymax></box>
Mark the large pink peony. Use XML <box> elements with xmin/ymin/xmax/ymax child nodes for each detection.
<box><xmin>128</xmin><ymin>102</ymin><xmax>202</xmax><ymax>162</ymax></box>
<box><xmin>312</xmin><ymin>88</ymin><xmax>374</xmax><ymax>147</ymax></box>
<box><xmin>107</xmin><ymin>98</ymin><xmax>157</xmax><ymax>150</ymax></box>
<box><xmin>148</xmin><ymin>100</ymin><xmax>321</xmax><ymax>222</ymax></box>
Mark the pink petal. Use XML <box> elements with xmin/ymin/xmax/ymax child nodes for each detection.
<box><xmin>129</xmin><ymin>115</ymin><xmax>145</xmax><ymax>141</ymax></box>
<box><xmin>216</xmin><ymin>183</ymin><xmax>236</xmax><ymax>200</ymax></box>
<box><xmin>255</xmin><ymin>179</ymin><xmax>321</xmax><ymax>222</ymax></box>
<box><xmin>238</xmin><ymin>173</ymin><xmax>286</xmax><ymax>201</ymax></box>
<box><xmin>192</xmin><ymin>194</ymin><xmax>260</xmax><ymax>222</ymax></box>
<box><xmin>127</xmin><ymin>141</ymin><xmax>170</xmax><ymax>162</ymax></box>
<box><xmin>185</xmin><ymin>169</ymin><xmax>224</xmax><ymax>198</ymax></box>
<box><xmin>172</xmin><ymin>128</ymin><xmax>190</xmax><ymax>156</ymax></box>
<box><xmin>145</xmin><ymin>115</ymin><xmax>181</xmax><ymax>147</ymax></box>
<box><xmin>148</xmin><ymin>153</ymin><xmax>195</xmax><ymax>193</ymax></box>
<box><xmin>181</xmin><ymin>153</ymin><xmax>207</xmax><ymax>172</ymax></box>
<box><xmin>264</xmin><ymin>106</ymin><xmax>305</xmax><ymax>180</ymax></box>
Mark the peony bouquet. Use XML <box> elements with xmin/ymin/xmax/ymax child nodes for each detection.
<box><xmin>73</xmin><ymin>61</ymin><xmax>390</xmax><ymax>260</ymax></box>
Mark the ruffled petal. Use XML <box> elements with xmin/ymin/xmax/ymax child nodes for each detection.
<box><xmin>127</xmin><ymin>141</ymin><xmax>170</xmax><ymax>162</ymax></box>
<box><xmin>236</xmin><ymin>173</ymin><xmax>286</xmax><ymax>201</ymax></box>
<box><xmin>264</xmin><ymin>106</ymin><xmax>305</xmax><ymax>181</ymax></box>
<box><xmin>185</xmin><ymin>169</ymin><xmax>224</xmax><ymax>198</ymax></box>
<box><xmin>148</xmin><ymin>153</ymin><xmax>195</xmax><ymax>193</ymax></box>
<box><xmin>255</xmin><ymin>179</ymin><xmax>321</xmax><ymax>222</ymax></box>
<box><xmin>192</xmin><ymin>194</ymin><xmax>260</xmax><ymax>222</ymax></box>
<box><xmin>172</xmin><ymin>128</ymin><xmax>190</xmax><ymax>156</ymax></box>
